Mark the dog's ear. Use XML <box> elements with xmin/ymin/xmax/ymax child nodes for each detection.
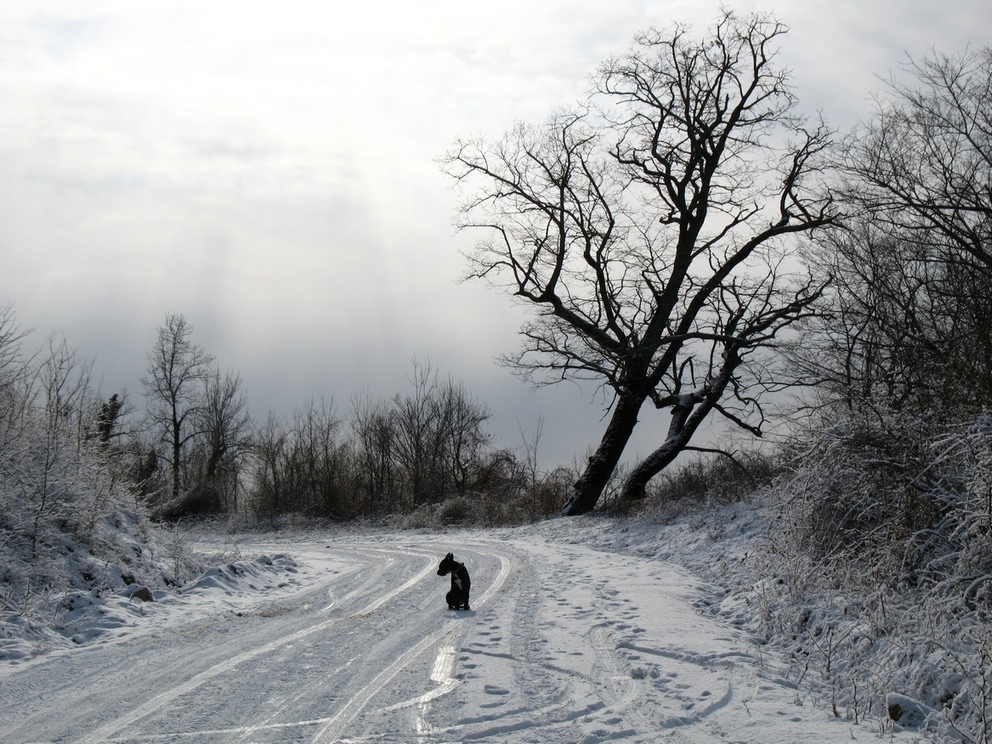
<box><xmin>445</xmin><ymin>552</ymin><xmax>453</xmax><ymax>561</ymax></box>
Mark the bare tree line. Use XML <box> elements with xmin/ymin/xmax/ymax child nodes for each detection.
<box><xmin>0</xmin><ymin>306</ymin><xmax>567</xmax><ymax>537</ymax></box>
<box><xmin>131</xmin><ymin>321</ymin><xmax>566</xmax><ymax>524</ymax></box>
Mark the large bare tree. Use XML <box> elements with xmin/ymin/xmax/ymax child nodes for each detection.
<box><xmin>443</xmin><ymin>11</ymin><xmax>836</xmax><ymax>514</ymax></box>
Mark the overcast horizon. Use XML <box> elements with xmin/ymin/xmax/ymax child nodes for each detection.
<box><xmin>1</xmin><ymin>0</ymin><xmax>989</xmax><ymax>468</ymax></box>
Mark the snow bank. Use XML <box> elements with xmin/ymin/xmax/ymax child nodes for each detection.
<box><xmin>525</xmin><ymin>500</ymin><xmax>984</xmax><ymax>740</ymax></box>
<box><xmin>0</xmin><ymin>549</ymin><xmax>302</xmax><ymax>666</ymax></box>
<box><xmin>182</xmin><ymin>554</ymin><xmax>299</xmax><ymax>596</ymax></box>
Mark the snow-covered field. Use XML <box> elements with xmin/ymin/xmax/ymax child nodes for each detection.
<box><xmin>1</xmin><ymin>514</ymin><xmax>914</xmax><ymax>743</ymax></box>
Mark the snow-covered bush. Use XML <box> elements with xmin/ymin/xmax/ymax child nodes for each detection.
<box><xmin>751</xmin><ymin>412</ymin><xmax>992</xmax><ymax>740</ymax></box>
<box><xmin>392</xmin><ymin>466</ymin><xmax>574</xmax><ymax>531</ymax></box>
<box><xmin>640</xmin><ymin>450</ymin><xmax>781</xmax><ymax>512</ymax></box>
<box><xmin>606</xmin><ymin>416</ymin><xmax>992</xmax><ymax>739</ymax></box>
<box><xmin>0</xmin><ymin>308</ymin><xmax>205</xmax><ymax>655</ymax></box>
<box><xmin>773</xmin><ymin>415</ymin><xmax>946</xmax><ymax>584</ymax></box>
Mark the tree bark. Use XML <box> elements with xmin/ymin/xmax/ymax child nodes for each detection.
<box><xmin>561</xmin><ymin>393</ymin><xmax>645</xmax><ymax>516</ymax></box>
<box><xmin>622</xmin><ymin>352</ymin><xmax>740</xmax><ymax>501</ymax></box>
<box><xmin>620</xmin><ymin>398</ymin><xmax>710</xmax><ymax>501</ymax></box>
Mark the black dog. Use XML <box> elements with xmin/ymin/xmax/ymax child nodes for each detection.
<box><xmin>437</xmin><ymin>553</ymin><xmax>471</xmax><ymax>610</ymax></box>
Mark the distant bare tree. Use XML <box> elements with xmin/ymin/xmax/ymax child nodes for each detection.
<box><xmin>390</xmin><ymin>359</ymin><xmax>491</xmax><ymax>509</ymax></box>
<box><xmin>390</xmin><ymin>361</ymin><xmax>443</xmax><ymax>509</ymax></box>
<box><xmin>0</xmin><ymin>305</ymin><xmax>32</xmax><ymax>464</ymax></box>
<box><xmin>250</xmin><ymin>413</ymin><xmax>289</xmax><ymax>520</ymax></box>
<box><xmin>29</xmin><ymin>334</ymin><xmax>93</xmax><ymax>557</ymax></box>
<box><xmin>285</xmin><ymin>398</ymin><xmax>349</xmax><ymax>517</ymax></box>
<box><xmin>441</xmin><ymin>378</ymin><xmax>492</xmax><ymax>497</ymax></box>
<box><xmin>142</xmin><ymin>314</ymin><xmax>215</xmax><ymax>506</ymax></box>
<box><xmin>443</xmin><ymin>10</ymin><xmax>836</xmax><ymax>514</ymax></box>
<box><xmin>246</xmin><ymin>400</ymin><xmax>351</xmax><ymax>519</ymax></box>
<box><xmin>192</xmin><ymin>370</ymin><xmax>251</xmax><ymax>513</ymax></box>
<box><xmin>350</xmin><ymin>392</ymin><xmax>399</xmax><ymax>515</ymax></box>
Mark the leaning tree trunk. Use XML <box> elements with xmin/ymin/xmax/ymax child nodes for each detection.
<box><xmin>621</xmin><ymin>353</ymin><xmax>740</xmax><ymax>501</ymax></box>
<box><xmin>561</xmin><ymin>393</ymin><xmax>645</xmax><ymax>516</ymax></box>
<box><xmin>620</xmin><ymin>398</ymin><xmax>710</xmax><ymax>502</ymax></box>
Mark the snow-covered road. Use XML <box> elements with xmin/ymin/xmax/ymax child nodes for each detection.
<box><xmin>1</xmin><ymin>529</ymin><xmax>885</xmax><ymax>742</ymax></box>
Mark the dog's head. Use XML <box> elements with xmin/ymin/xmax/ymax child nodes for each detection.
<box><xmin>437</xmin><ymin>552</ymin><xmax>457</xmax><ymax>576</ymax></box>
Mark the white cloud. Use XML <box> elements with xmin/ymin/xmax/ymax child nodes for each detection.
<box><xmin>1</xmin><ymin>0</ymin><xmax>989</xmax><ymax>466</ymax></box>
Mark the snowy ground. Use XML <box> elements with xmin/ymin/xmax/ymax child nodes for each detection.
<box><xmin>1</xmin><ymin>516</ymin><xmax>912</xmax><ymax>743</ymax></box>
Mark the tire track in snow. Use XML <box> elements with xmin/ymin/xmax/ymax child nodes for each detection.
<box><xmin>410</xmin><ymin>542</ymin><xmax>738</xmax><ymax>743</ymax></box>
<box><xmin>76</xmin><ymin>548</ymin><xmax>439</xmax><ymax>744</ymax></box>
<box><xmin>407</xmin><ymin>545</ymin><xmax>606</xmax><ymax>742</ymax></box>
<box><xmin>589</xmin><ymin>623</ymin><xmax>652</xmax><ymax>731</ymax></box>
<box><xmin>310</xmin><ymin>548</ymin><xmax>512</xmax><ymax>744</ymax></box>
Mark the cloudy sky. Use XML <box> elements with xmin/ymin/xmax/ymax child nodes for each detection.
<box><xmin>1</xmin><ymin>0</ymin><xmax>988</xmax><ymax>468</ymax></box>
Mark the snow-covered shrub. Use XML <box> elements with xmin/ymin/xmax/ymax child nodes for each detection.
<box><xmin>1</xmin><ymin>429</ymin><xmax>205</xmax><ymax>614</ymax></box>
<box><xmin>747</xmin><ymin>411</ymin><xmax>992</xmax><ymax>740</ymax></box>
<box><xmin>386</xmin><ymin>464</ymin><xmax>574</xmax><ymax>530</ymax></box>
<box><xmin>774</xmin><ymin>414</ymin><xmax>947</xmax><ymax>585</ymax></box>
<box><xmin>0</xmin><ymin>309</ymin><xmax>206</xmax><ymax>654</ymax></box>
<box><xmin>436</xmin><ymin>496</ymin><xmax>472</xmax><ymax>526</ymax></box>
<box><xmin>630</xmin><ymin>450</ymin><xmax>781</xmax><ymax>518</ymax></box>
<box><xmin>915</xmin><ymin>416</ymin><xmax>992</xmax><ymax>610</ymax></box>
